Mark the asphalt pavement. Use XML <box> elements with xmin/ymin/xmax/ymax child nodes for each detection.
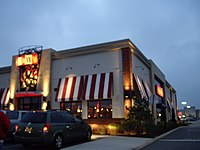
<box><xmin>62</xmin><ymin>120</ymin><xmax>200</xmax><ymax>150</ymax></box>
<box><xmin>4</xmin><ymin>121</ymin><xmax>200</xmax><ymax>150</ymax></box>
<box><xmin>61</xmin><ymin>135</ymin><xmax>152</xmax><ymax>150</ymax></box>
<box><xmin>138</xmin><ymin>120</ymin><xmax>200</xmax><ymax>150</ymax></box>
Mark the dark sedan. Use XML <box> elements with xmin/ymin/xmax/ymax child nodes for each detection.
<box><xmin>14</xmin><ymin>110</ymin><xmax>92</xmax><ymax>149</ymax></box>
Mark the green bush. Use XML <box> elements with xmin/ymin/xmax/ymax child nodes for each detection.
<box><xmin>108</xmin><ymin>123</ymin><xmax>120</xmax><ymax>135</ymax></box>
<box><xmin>120</xmin><ymin>98</ymin><xmax>154</xmax><ymax>135</ymax></box>
<box><xmin>98</xmin><ymin>125</ymin><xmax>107</xmax><ymax>135</ymax></box>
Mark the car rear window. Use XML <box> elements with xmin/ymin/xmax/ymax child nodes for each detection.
<box><xmin>21</xmin><ymin>112</ymin><xmax>28</xmax><ymax>118</ymax></box>
<box><xmin>6</xmin><ymin>111</ymin><xmax>19</xmax><ymax>119</ymax></box>
<box><xmin>21</xmin><ymin>112</ymin><xmax>47</xmax><ymax>123</ymax></box>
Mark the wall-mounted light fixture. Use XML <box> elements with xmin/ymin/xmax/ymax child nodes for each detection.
<box><xmin>66</xmin><ymin>67</ymin><xmax>72</xmax><ymax>71</ymax></box>
<box><xmin>94</xmin><ymin>63</ymin><xmax>100</xmax><ymax>68</ymax></box>
<box><xmin>9</xmin><ymin>102</ymin><xmax>15</xmax><ymax>111</ymax></box>
<box><xmin>42</xmin><ymin>101</ymin><xmax>47</xmax><ymax>110</ymax></box>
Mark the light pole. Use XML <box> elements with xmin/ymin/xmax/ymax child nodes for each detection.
<box><xmin>181</xmin><ymin>101</ymin><xmax>187</xmax><ymax>116</ymax></box>
<box><xmin>187</xmin><ymin>105</ymin><xmax>191</xmax><ymax>122</ymax></box>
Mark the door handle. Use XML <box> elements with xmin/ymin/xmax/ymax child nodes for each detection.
<box><xmin>66</xmin><ymin>126</ymin><xmax>72</xmax><ymax>129</ymax></box>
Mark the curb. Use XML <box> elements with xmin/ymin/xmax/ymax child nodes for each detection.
<box><xmin>135</xmin><ymin>126</ymin><xmax>184</xmax><ymax>150</ymax></box>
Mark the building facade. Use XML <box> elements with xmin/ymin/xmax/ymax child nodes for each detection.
<box><xmin>0</xmin><ymin>39</ymin><xmax>178</xmax><ymax>129</ymax></box>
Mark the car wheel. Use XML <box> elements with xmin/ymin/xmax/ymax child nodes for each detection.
<box><xmin>54</xmin><ymin>134</ymin><xmax>63</xmax><ymax>149</ymax></box>
<box><xmin>86</xmin><ymin>130</ymin><xmax>92</xmax><ymax>141</ymax></box>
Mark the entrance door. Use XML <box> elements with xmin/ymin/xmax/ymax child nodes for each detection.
<box><xmin>18</xmin><ymin>97</ymin><xmax>41</xmax><ymax>110</ymax></box>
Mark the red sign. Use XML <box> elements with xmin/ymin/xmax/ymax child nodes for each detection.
<box><xmin>16</xmin><ymin>53</ymin><xmax>38</xmax><ymax>67</ymax></box>
<box><xmin>156</xmin><ymin>84</ymin><xmax>164</xmax><ymax>97</ymax></box>
<box><xmin>15</xmin><ymin>92</ymin><xmax>42</xmax><ymax>97</ymax></box>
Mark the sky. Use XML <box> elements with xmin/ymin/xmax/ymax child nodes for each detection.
<box><xmin>0</xmin><ymin>0</ymin><xmax>199</xmax><ymax>109</ymax></box>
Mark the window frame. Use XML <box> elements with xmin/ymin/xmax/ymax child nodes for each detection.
<box><xmin>60</xmin><ymin>101</ymin><xmax>82</xmax><ymax>116</ymax></box>
<box><xmin>87</xmin><ymin>99</ymin><xmax>112</xmax><ymax>119</ymax></box>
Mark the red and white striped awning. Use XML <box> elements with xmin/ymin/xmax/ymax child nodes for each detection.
<box><xmin>55</xmin><ymin>72</ymin><xmax>113</xmax><ymax>102</ymax></box>
<box><xmin>0</xmin><ymin>88</ymin><xmax>10</xmax><ymax>105</ymax></box>
<box><xmin>166</xmin><ymin>98</ymin><xmax>172</xmax><ymax>109</ymax></box>
<box><xmin>82</xmin><ymin>72</ymin><xmax>113</xmax><ymax>100</ymax></box>
<box><xmin>143</xmin><ymin>80</ymin><xmax>152</xmax><ymax>99</ymax></box>
<box><xmin>55</xmin><ymin>76</ymin><xmax>84</xmax><ymax>102</ymax></box>
<box><xmin>134</xmin><ymin>74</ymin><xmax>148</xmax><ymax>100</ymax></box>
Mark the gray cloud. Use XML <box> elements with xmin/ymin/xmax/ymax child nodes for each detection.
<box><xmin>0</xmin><ymin>0</ymin><xmax>199</xmax><ymax>108</ymax></box>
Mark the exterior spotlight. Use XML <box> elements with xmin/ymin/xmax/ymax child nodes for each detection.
<box><xmin>181</xmin><ymin>102</ymin><xmax>187</xmax><ymax>105</ymax></box>
<box><xmin>186</xmin><ymin>105</ymin><xmax>191</xmax><ymax>109</ymax></box>
<box><xmin>94</xmin><ymin>64</ymin><xmax>100</xmax><ymax>68</ymax></box>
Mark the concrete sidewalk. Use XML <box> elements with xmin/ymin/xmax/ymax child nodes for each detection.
<box><xmin>61</xmin><ymin>135</ymin><xmax>152</xmax><ymax>150</ymax></box>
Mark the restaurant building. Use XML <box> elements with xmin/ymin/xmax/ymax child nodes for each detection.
<box><xmin>0</xmin><ymin>39</ymin><xmax>178</xmax><ymax>131</ymax></box>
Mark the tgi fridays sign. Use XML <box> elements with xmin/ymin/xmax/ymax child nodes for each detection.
<box><xmin>156</xmin><ymin>84</ymin><xmax>164</xmax><ymax>97</ymax></box>
<box><xmin>16</xmin><ymin>53</ymin><xmax>39</xmax><ymax>67</ymax></box>
<box><xmin>15</xmin><ymin>46</ymin><xmax>42</xmax><ymax>92</ymax></box>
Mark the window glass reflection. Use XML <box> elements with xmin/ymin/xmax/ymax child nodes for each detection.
<box><xmin>61</xmin><ymin>101</ymin><xmax>82</xmax><ymax>117</ymax></box>
<box><xmin>88</xmin><ymin>100</ymin><xmax>112</xmax><ymax>119</ymax></box>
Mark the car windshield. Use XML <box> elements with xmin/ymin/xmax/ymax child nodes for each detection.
<box><xmin>21</xmin><ymin>112</ymin><xmax>47</xmax><ymax>123</ymax></box>
<box><xmin>6</xmin><ymin>111</ymin><xmax>19</xmax><ymax>119</ymax></box>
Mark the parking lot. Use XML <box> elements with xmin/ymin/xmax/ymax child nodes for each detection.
<box><xmin>4</xmin><ymin>135</ymin><xmax>152</xmax><ymax>150</ymax></box>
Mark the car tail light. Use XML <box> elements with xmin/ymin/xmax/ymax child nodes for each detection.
<box><xmin>43</xmin><ymin>124</ymin><xmax>50</xmax><ymax>133</ymax></box>
<box><xmin>15</xmin><ymin>124</ymin><xmax>19</xmax><ymax>132</ymax></box>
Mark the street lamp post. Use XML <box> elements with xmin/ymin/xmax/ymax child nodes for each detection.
<box><xmin>181</xmin><ymin>101</ymin><xmax>187</xmax><ymax>114</ymax></box>
<box><xmin>187</xmin><ymin>105</ymin><xmax>191</xmax><ymax>122</ymax></box>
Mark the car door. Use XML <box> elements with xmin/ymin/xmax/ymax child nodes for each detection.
<box><xmin>74</xmin><ymin>118</ymin><xmax>87</xmax><ymax>138</ymax></box>
<box><xmin>61</xmin><ymin>112</ymin><xmax>79</xmax><ymax>141</ymax></box>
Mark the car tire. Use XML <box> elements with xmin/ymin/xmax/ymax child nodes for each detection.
<box><xmin>53</xmin><ymin>134</ymin><xmax>63</xmax><ymax>149</ymax></box>
<box><xmin>86</xmin><ymin>130</ymin><xmax>92</xmax><ymax>141</ymax></box>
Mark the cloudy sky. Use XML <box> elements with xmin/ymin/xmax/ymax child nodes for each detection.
<box><xmin>0</xmin><ymin>0</ymin><xmax>199</xmax><ymax>109</ymax></box>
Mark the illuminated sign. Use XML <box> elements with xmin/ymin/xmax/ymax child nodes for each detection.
<box><xmin>156</xmin><ymin>84</ymin><xmax>164</xmax><ymax>97</ymax></box>
<box><xmin>20</xmin><ymin>65</ymin><xmax>39</xmax><ymax>90</ymax></box>
<box><xmin>17</xmin><ymin>53</ymin><xmax>40</xmax><ymax>92</ymax></box>
<box><xmin>16</xmin><ymin>53</ymin><xmax>38</xmax><ymax>67</ymax></box>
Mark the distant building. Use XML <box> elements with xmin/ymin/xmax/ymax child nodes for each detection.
<box><xmin>196</xmin><ymin>109</ymin><xmax>200</xmax><ymax>119</ymax></box>
<box><xmin>179</xmin><ymin>107</ymin><xmax>199</xmax><ymax>120</ymax></box>
<box><xmin>185</xmin><ymin>106</ymin><xmax>196</xmax><ymax>119</ymax></box>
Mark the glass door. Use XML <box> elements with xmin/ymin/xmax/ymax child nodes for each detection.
<box><xmin>18</xmin><ymin>96</ymin><xmax>41</xmax><ymax>110</ymax></box>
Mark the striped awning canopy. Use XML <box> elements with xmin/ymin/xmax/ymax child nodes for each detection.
<box><xmin>82</xmin><ymin>72</ymin><xmax>113</xmax><ymax>100</ymax></box>
<box><xmin>55</xmin><ymin>76</ymin><xmax>84</xmax><ymax>102</ymax></box>
<box><xmin>143</xmin><ymin>80</ymin><xmax>152</xmax><ymax>99</ymax></box>
<box><xmin>55</xmin><ymin>72</ymin><xmax>113</xmax><ymax>102</ymax></box>
<box><xmin>166</xmin><ymin>98</ymin><xmax>172</xmax><ymax>109</ymax></box>
<box><xmin>0</xmin><ymin>88</ymin><xmax>10</xmax><ymax>105</ymax></box>
<box><xmin>133</xmin><ymin>74</ymin><xmax>152</xmax><ymax>101</ymax></box>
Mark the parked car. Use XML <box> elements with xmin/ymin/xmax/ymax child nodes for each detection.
<box><xmin>5</xmin><ymin>110</ymin><xmax>29</xmax><ymax>141</ymax></box>
<box><xmin>14</xmin><ymin>110</ymin><xmax>92</xmax><ymax>149</ymax></box>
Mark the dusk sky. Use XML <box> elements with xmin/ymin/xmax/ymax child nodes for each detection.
<box><xmin>0</xmin><ymin>0</ymin><xmax>199</xmax><ymax>109</ymax></box>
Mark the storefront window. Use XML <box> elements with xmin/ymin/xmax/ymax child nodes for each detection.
<box><xmin>18</xmin><ymin>97</ymin><xmax>41</xmax><ymax>110</ymax></box>
<box><xmin>88</xmin><ymin>100</ymin><xmax>112</xmax><ymax>119</ymax></box>
<box><xmin>61</xmin><ymin>101</ymin><xmax>82</xmax><ymax>117</ymax></box>
<box><xmin>154</xmin><ymin>75</ymin><xmax>166</xmax><ymax>122</ymax></box>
